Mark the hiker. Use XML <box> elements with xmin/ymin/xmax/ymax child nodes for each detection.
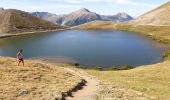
<box><xmin>17</xmin><ymin>49</ymin><xmax>24</xmax><ymax>66</ymax></box>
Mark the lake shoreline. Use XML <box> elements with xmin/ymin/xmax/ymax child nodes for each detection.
<box><xmin>1</xmin><ymin>26</ymin><xmax>170</xmax><ymax>44</ymax></box>
<box><xmin>73</xmin><ymin>21</ymin><xmax>170</xmax><ymax>44</ymax></box>
<box><xmin>0</xmin><ymin>28</ymin><xmax>71</xmax><ymax>39</ymax></box>
<box><xmin>74</xmin><ymin>28</ymin><xmax>170</xmax><ymax>44</ymax></box>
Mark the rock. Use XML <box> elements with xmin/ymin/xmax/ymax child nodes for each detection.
<box><xmin>17</xmin><ymin>89</ymin><xmax>29</xmax><ymax>96</ymax></box>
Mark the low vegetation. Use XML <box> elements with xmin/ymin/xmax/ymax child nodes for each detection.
<box><xmin>87</xmin><ymin>60</ymin><xmax>170</xmax><ymax>100</ymax></box>
<box><xmin>162</xmin><ymin>51</ymin><xmax>170</xmax><ymax>59</ymax></box>
<box><xmin>0</xmin><ymin>57</ymin><xmax>82</xmax><ymax>99</ymax></box>
<box><xmin>74</xmin><ymin>64</ymin><xmax>134</xmax><ymax>71</ymax></box>
<box><xmin>108</xmin><ymin>65</ymin><xmax>134</xmax><ymax>71</ymax></box>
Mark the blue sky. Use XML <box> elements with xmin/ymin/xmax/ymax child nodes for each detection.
<box><xmin>0</xmin><ymin>0</ymin><xmax>169</xmax><ymax>17</ymax></box>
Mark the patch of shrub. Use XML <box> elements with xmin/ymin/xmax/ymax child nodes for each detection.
<box><xmin>162</xmin><ymin>51</ymin><xmax>170</xmax><ymax>59</ymax></box>
<box><xmin>121</xmin><ymin>65</ymin><xmax>134</xmax><ymax>70</ymax></box>
<box><xmin>108</xmin><ymin>65</ymin><xmax>134</xmax><ymax>71</ymax></box>
<box><xmin>108</xmin><ymin>66</ymin><xmax>120</xmax><ymax>71</ymax></box>
<box><xmin>74</xmin><ymin>63</ymin><xmax>80</xmax><ymax>67</ymax></box>
<box><xmin>93</xmin><ymin>67</ymin><xmax>102</xmax><ymax>71</ymax></box>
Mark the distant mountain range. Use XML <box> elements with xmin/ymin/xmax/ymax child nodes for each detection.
<box><xmin>32</xmin><ymin>8</ymin><xmax>133</xmax><ymax>26</ymax></box>
<box><xmin>0</xmin><ymin>9</ymin><xmax>63</xmax><ymax>34</ymax></box>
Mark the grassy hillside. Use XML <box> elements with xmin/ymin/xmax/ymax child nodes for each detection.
<box><xmin>0</xmin><ymin>9</ymin><xmax>64</xmax><ymax>34</ymax></box>
<box><xmin>131</xmin><ymin>1</ymin><xmax>170</xmax><ymax>25</ymax></box>
<box><xmin>113</xmin><ymin>24</ymin><xmax>170</xmax><ymax>43</ymax></box>
<box><xmin>74</xmin><ymin>21</ymin><xmax>170</xmax><ymax>43</ymax></box>
<box><xmin>0</xmin><ymin>57</ymin><xmax>82</xmax><ymax>99</ymax></box>
<box><xmin>87</xmin><ymin>59</ymin><xmax>170</xmax><ymax>100</ymax></box>
<box><xmin>73</xmin><ymin>21</ymin><xmax>115</xmax><ymax>30</ymax></box>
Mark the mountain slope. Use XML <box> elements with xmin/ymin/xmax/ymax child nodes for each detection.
<box><xmin>0</xmin><ymin>9</ymin><xmax>63</xmax><ymax>34</ymax></box>
<box><xmin>32</xmin><ymin>8</ymin><xmax>133</xmax><ymax>26</ymax></box>
<box><xmin>131</xmin><ymin>1</ymin><xmax>170</xmax><ymax>25</ymax></box>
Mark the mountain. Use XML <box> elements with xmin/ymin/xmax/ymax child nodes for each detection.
<box><xmin>0</xmin><ymin>9</ymin><xmax>63</xmax><ymax>34</ymax></box>
<box><xmin>131</xmin><ymin>1</ymin><xmax>170</xmax><ymax>25</ymax></box>
<box><xmin>0</xmin><ymin>8</ymin><xmax>4</xmax><ymax>11</ymax></box>
<box><xmin>32</xmin><ymin>8</ymin><xmax>133</xmax><ymax>26</ymax></box>
<box><xmin>101</xmin><ymin>12</ymin><xmax>133</xmax><ymax>21</ymax></box>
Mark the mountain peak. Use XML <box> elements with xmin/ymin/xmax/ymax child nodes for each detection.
<box><xmin>71</xmin><ymin>8</ymin><xmax>92</xmax><ymax>15</ymax></box>
<box><xmin>116</xmin><ymin>12</ymin><xmax>129</xmax><ymax>16</ymax></box>
<box><xmin>79</xmin><ymin>8</ymin><xmax>90</xmax><ymax>12</ymax></box>
<box><xmin>115</xmin><ymin>12</ymin><xmax>133</xmax><ymax>19</ymax></box>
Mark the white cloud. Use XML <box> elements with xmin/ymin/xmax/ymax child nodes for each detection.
<box><xmin>58</xmin><ymin>0</ymin><xmax>157</xmax><ymax>7</ymax></box>
<box><xmin>0</xmin><ymin>0</ymin><xmax>157</xmax><ymax>8</ymax></box>
<box><xmin>62</xmin><ymin>0</ymin><xmax>114</xmax><ymax>3</ymax></box>
<box><xmin>0</xmin><ymin>0</ymin><xmax>80</xmax><ymax>10</ymax></box>
<box><xmin>116</xmin><ymin>0</ymin><xmax>157</xmax><ymax>7</ymax></box>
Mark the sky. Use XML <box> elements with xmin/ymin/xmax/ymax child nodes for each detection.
<box><xmin>0</xmin><ymin>0</ymin><xmax>169</xmax><ymax>17</ymax></box>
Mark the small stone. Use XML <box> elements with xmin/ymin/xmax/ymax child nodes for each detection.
<box><xmin>17</xmin><ymin>89</ymin><xmax>29</xmax><ymax>96</ymax></box>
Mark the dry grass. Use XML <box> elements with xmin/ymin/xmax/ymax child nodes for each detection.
<box><xmin>87</xmin><ymin>60</ymin><xmax>170</xmax><ymax>100</ymax></box>
<box><xmin>73</xmin><ymin>21</ymin><xmax>116</xmax><ymax>30</ymax></box>
<box><xmin>131</xmin><ymin>2</ymin><xmax>170</xmax><ymax>25</ymax></box>
<box><xmin>0</xmin><ymin>57</ymin><xmax>82</xmax><ymax>100</ymax></box>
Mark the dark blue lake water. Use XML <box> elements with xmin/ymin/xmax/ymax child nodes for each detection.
<box><xmin>0</xmin><ymin>30</ymin><xmax>168</xmax><ymax>67</ymax></box>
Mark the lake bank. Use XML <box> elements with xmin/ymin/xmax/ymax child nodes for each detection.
<box><xmin>73</xmin><ymin>21</ymin><xmax>170</xmax><ymax>44</ymax></box>
<box><xmin>1</xmin><ymin>54</ymin><xmax>170</xmax><ymax>99</ymax></box>
<box><xmin>86</xmin><ymin>57</ymin><xmax>170</xmax><ymax>100</ymax></box>
<box><xmin>0</xmin><ymin>57</ymin><xmax>170</xmax><ymax>100</ymax></box>
<box><xmin>0</xmin><ymin>28</ymin><xmax>70</xmax><ymax>39</ymax></box>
